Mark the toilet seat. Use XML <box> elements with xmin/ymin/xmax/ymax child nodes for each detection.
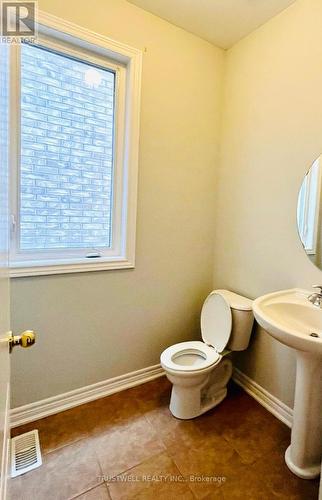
<box><xmin>200</xmin><ymin>292</ymin><xmax>232</xmax><ymax>351</ymax></box>
<box><xmin>160</xmin><ymin>341</ymin><xmax>221</xmax><ymax>373</ymax></box>
<box><xmin>161</xmin><ymin>291</ymin><xmax>234</xmax><ymax>374</ymax></box>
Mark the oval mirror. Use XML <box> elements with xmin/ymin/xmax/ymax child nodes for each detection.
<box><xmin>297</xmin><ymin>155</ymin><xmax>322</xmax><ymax>269</ymax></box>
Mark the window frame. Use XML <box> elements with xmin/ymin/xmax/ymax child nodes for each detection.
<box><xmin>9</xmin><ymin>12</ymin><xmax>142</xmax><ymax>277</ymax></box>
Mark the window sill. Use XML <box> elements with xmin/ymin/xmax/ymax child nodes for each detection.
<box><xmin>10</xmin><ymin>257</ymin><xmax>135</xmax><ymax>277</ymax></box>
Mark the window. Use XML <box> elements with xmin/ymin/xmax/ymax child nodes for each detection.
<box><xmin>297</xmin><ymin>157</ymin><xmax>322</xmax><ymax>254</ymax></box>
<box><xmin>9</xmin><ymin>14</ymin><xmax>142</xmax><ymax>276</ymax></box>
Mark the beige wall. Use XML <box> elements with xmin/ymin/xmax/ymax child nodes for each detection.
<box><xmin>10</xmin><ymin>0</ymin><xmax>224</xmax><ymax>407</ymax></box>
<box><xmin>214</xmin><ymin>0</ymin><xmax>322</xmax><ymax>408</ymax></box>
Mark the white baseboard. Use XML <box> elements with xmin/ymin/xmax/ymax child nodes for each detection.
<box><xmin>10</xmin><ymin>364</ymin><xmax>164</xmax><ymax>428</ymax></box>
<box><xmin>10</xmin><ymin>363</ymin><xmax>293</xmax><ymax>431</ymax></box>
<box><xmin>232</xmin><ymin>367</ymin><xmax>293</xmax><ymax>428</ymax></box>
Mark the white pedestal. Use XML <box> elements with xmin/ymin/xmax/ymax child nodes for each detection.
<box><xmin>285</xmin><ymin>351</ymin><xmax>322</xmax><ymax>479</ymax></box>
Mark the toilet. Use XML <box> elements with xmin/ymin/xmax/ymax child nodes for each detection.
<box><xmin>160</xmin><ymin>289</ymin><xmax>254</xmax><ymax>419</ymax></box>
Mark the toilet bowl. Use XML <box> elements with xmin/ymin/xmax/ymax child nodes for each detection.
<box><xmin>160</xmin><ymin>289</ymin><xmax>254</xmax><ymax>419</ymax></box>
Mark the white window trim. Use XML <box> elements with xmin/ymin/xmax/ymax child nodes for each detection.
<box><xmin>9</xmin><ymin>11</ymin><xmax>142</xmax><ymax>278</ymax></box>
<box><xmin>10</xmin><ymin>41</ymin><xmax>126</xmax><ymax>263</ymax></box>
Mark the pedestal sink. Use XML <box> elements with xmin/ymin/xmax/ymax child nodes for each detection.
<box><xmin>253</xmin><ymin>288</ymin><xmax>322</xmax><ymax>479</ymax></box>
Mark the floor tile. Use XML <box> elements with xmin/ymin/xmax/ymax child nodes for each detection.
<box><xmin>74</xmin><ymin>484</ymin><xmax>110</xmax><ymax>499</ymax></box>
<box><xmin>10</xmin><ymin>438</ymin><xmax>103</xmax><ymax>500</ymax></box>
<box><xmin>130</xmin><ymin>376</ymin><xmax>172</xmax><ymax>413</ymax></box>
<box><xmin>82</xmin><ymin>389</ymin><xmax>144</xmax><ymax>436</ymax></box>
<box><xmin>94</xmin><ymin>415</ymin><xmax>166</xmax><ymax>479</ymax></box>
<box><xmin>200</xmin><ymin>491</ymin><xmax>224</xmax><ymax>500</ymax></box>
<box><xmin>195</xmin><ymin>384</ymin><xmax>290</xmax><ymax>465</ymax></box>
<box><xmin>194</xmin><ymin>382</ymin><xmax>264</xmax><ymax>435</ymax></box>
<box><xmin>11</xmin><ymin>405</ymin><xmax>90</xmax><ymax>454</ymax></box>
<box><xmin>219</xmin><ymin>460</ymin><xmax>273</xmax><ymax>499</ymax></box>
<box><xmin>169</xmin><ymin>431</ymin><xmax>240</xmax><ymax>499</ymax></box>
<box><xmin>222</xmin><ymin>409</ymin><xmax>290</xmax><ymax>465</ymax></box>
<box><xmin>251</xmin><ymin>439</ymin><xmax>320</xmax><ymax>499</ymax></box>
<box><xmin>145</xmin><ymin>404</ymin><xmax>207</xmax><ymax>449</ymax></box>
<box><xmin>108</xmin><ymin>451</ymin><xmax>194</xmax><ymax>500</ymax></box>
<box><xmin>10</xmin><ymin>380</ymin><xmax>317</xmax><ymax>500</ymax></box>
<box><xmin>8</xmin><ymin>476</ymin><xmax>22</xmax><ymax>500</ymax></box>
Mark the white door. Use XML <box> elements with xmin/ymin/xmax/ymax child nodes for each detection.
<box><xmin>0</xmin><ymin>43</ymin><xmax>11</xmax><ymax>500</ymax></box>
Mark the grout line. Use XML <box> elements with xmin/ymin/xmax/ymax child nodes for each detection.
<box><xmin>105</xmin><ymin>482</ymin><xmax>113</xmax><ymax>500</ymax></box>
<box><xmin>103</xmin><ymin>449</ymin><xmax>168</xmax><ymax>482</ymax></box>
<box><xmin>70</xmin><ymin>482</ymin><xmax>107</xmax><ymax>499</ymax></box>
<box><xmin>90</xmin><ymin>414</ymin><xmax>169</xmax><ymax>483</ymax></box>
<box><xmin>167</xmin><ymin>453</ymin><xmax>200</xmax><ymax>499</ymax></box>
<box><xmin>45</xmin><ymin>435</ymin><xmax>91</xmax><ymax>457</ymax></box>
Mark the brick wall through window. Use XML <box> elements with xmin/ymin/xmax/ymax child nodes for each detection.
<box><xmin>20</xmin><ymin>44</ymin><xmax>115</xmax><ymax>250</ymax></box>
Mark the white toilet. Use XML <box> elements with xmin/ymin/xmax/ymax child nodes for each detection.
<box><xmin>160</xmin><ymin>289</ymin><xmax>254</xmax><ymax>419</ymax></box>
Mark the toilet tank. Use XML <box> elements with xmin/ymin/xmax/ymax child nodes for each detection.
<box><xmin>217</xmin><ymin>290</ymin><xmax>254</xmax><ymax>351</ymax></box>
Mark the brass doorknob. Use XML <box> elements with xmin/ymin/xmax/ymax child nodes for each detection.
<box><xmin>9</xmin><ymin>330</ymin><xmax>36</xmax><ymax>353</ymax></box>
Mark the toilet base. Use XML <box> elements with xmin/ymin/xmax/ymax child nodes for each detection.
<box><xmin>170</xmin><ymin>387</ymin><xmax>227</xmax><ymax>420</ymax></box>
<box><xmin>167</xmin><ymin>358</ymin><xmax>232</xmax><ymax>420</ymax></box>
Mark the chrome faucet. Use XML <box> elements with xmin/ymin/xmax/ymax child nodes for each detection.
<box><xmin>308</xmin><ymin>285</ymin><xmax>322</xmax><ymax>307</ymax></box>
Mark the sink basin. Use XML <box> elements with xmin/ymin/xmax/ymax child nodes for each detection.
<box><xmin>253</xmin><ymin>289</ymin><xmax>322</xmax><ymax>354</ymax></box>
<box><xmin>253</xmin><ymin>288</ymin><xmax>322</xmax><ymax>480</ymax></box>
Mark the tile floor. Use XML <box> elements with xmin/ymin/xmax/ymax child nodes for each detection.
<box><xmin>10</xmin><ymin>378</ymin><xmax>319</xmax><ymax>500</ymax></box>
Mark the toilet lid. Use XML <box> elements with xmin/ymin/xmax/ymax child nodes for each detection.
<box><xmin>201</xmin><ymin>291</ymin><xmax>232</xmax><ymax>352</ymax></box>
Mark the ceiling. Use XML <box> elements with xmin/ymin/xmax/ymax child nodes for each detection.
<box><xmin>127</xmin><ymin>0</ymin><xmax>297</xmax><ymax>49</ymax></box>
